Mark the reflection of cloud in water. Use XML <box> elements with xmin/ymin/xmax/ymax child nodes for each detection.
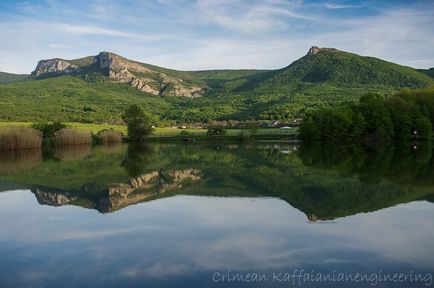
<box><xmin>0</xmin><ymin>191</ymin><xmax>433</xmax><ymax>286</ymax></box>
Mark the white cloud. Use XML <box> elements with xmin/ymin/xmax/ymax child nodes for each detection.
<box><xmin>195</xmin><ymin>0</ymin><xmax>316</xmax><ymax>33</ymax></box>
<box><xmin>0</xmin><ymin>1</ymin><xmax>434</xmax><ymax>73</ymax></box>
<box><xmin>324</xmin><ymin>3</ymin><xmax>360</xmax><ymax>9</ymax></box>
<box><xmin>58</xmin><ymin>23</ymin><xmax>165</xmax><ymax>40</ymax></box>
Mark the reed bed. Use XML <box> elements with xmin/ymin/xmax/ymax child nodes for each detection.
<box><xmin>96</xmin><ymin>129</ymin><xmax>123</xmax><ymax>144</ymax></box>
<box><xmin>0</xmin><ymin>127</ymin><xmax>42</xmax><ymax>151</ymax></box>
<box><xmin>54</xmin><ymin>128</ymin><xmax>92</xmax><ymax>145</ymax></box>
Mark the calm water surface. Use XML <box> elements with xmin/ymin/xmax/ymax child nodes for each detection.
<box><xmin>0</xmin><ymin>142</ymin><xmax>433</xmax><ymax>287</ymax></box>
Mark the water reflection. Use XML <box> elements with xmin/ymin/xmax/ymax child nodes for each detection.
<box><xmin>0</xmin><ymin>142</ymin><xmax>433</xmax><ymax>220</ymax></box>
<box><xmin>0</xmin><ymin>142</ymin><xmax>433</xmax><ymax>287</ymax></box>
<box><xmin>0</xmin><ymin>148</ymin><xmax>42</xmax><ymax>173</ymax></box>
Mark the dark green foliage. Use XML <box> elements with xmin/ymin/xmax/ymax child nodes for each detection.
<box><xmin>414</xmin><ymin>117</ymin><xmax>432</xmax><ymax>139</ymax></box>
<box><xmin>358</xmin><ymin>93</ymin><xmax>394</xmax><ymax>140</ymax></box>
<box><xmin>32</xmin><ymin>121</ymin><xmax>67</xmax><ymax>138</ymax></box>
<box><xmin>300</xmin><ymin>89</ymin><xmax>434</xmax><ymax>141</ymax></box>
<box><xmin>122</xmin><ymin>105</ymin><xmax>154</xmax><ymax>141</ymax></box>
<box><xmin>206</xmin><ymin>125</ymin><xmax>226</xmax><ymax>136</ymax></box>
<box><xmin>300</xmin><ymin>107</ymin><xmax>366</xmax><ymax>141</ymax></box>
<box><xmin>417</xmin><ymin>68</ymin><xmax>434</xmax><ymax>79</ymax></box>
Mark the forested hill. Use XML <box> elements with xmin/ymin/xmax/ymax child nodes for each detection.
<box><xmin>418</xmin><ymin>68</ymin><xmax>434</xmax><ymax>79</ymax></box>
<box><xmin>0</xmin><ymin>47</ymin><xmax>433</xmax><ymax>123</ymax></box>
<box><xmin>0</xmin><ymin>72</ymin><xmax>28</xmax><ymax>84</ymax></box>
<box><xmin>241</xmin><ymin>47</ymin><xmax>434</xmax><ymax>93</ymax></box>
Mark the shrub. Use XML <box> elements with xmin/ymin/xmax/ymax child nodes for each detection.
<box><xmin>32</xmin><ymin>122</ymin><xmax>66</xmax><ymax>138</ymax></box>
<box><xmin>96</xmin><ymin>129</ymin><xmax>123</xmax><ymax>144</ymax></box>
<box><xmin>206</xmin><ymin>125</ymin><xmax>226</xmax><ymax>136</ymax></box>
<box><xmin>0</xmin><ymin>127</ymin><xmax>42</xmax><ymax>150</ymax></box>
<box><xmin>53</xmin><ymin>128</ymin><xmax>92</xmax><ymax>145</ymax></box>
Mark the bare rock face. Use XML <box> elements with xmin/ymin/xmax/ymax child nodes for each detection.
<box><xmin>93</xmin><ymin>51</ymin><xmax>203</xmax><ymax>98</ymax></box>
<box><xmin>93</xmin><ymin>51</ymin><xmax>112</xmax><ymax>69</ymax></box>
<box><xmin>307</xmin><ymin>46</ymin><xmax>338</xmax><ymax>56</ymax></box>
<box><xmin>308</xmin><ymin>46</ymin><xmax>321</xmax><ymax>55</ymax></box>
<box><xmin>32</xmin><ymin>59</ymin><xmax>81</xmax><ymax>76</ymax></box>
<box><xmin>32</xmin><ymin>51</ymin><xmax>204</xmax><ymax>97</ymax></box>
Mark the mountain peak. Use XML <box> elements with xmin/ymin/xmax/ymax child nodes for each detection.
<box><xmin>93</xmin><ymin>51</ymin><xmax>112</xmax><ymax>69</ymax></box>
<box><xmin>307</xmin><ymin>46</ymin><xmax>338</xmax><ymax>56</ymax></box>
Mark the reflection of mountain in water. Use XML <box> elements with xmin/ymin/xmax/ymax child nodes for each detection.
<box><xmin>0</xmin><ymin>142</ymin><xmax>433</xmax><ymax>220</ymax></box>
<box><xmin>32</xmin><ymin>168</ymin><xmax>202</xmax><ymax>213</ymax></box>
<box><xmin>33</xmin><ymin>188</ymin><xmax>78</xmax><ymax>206</ymax></box>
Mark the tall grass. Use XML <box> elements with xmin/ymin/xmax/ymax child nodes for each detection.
<box><xmin>0</xmin><ymin>127</ymin><xmax>42</xmax><ymax>151</ymax></box>
<box><xmin>96</xmin><ymin>129</ymin><xmax>123</xmax><ymax>144</ymax></box>
<box><xmin>54</xmin><ymin>128</ymin><xmax>92</xmax><ymax>145</ymax></box>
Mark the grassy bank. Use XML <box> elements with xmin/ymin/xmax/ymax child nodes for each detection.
<box><xmin>0</xmin><ymin>122</ymin><xmax>298</xmax><ymax>139</ymax></box>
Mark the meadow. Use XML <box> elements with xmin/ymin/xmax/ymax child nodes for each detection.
<box><xmin>0</xmin><ymin>122</ymin><xmax>297</xmax><ymax>137</ymax></box>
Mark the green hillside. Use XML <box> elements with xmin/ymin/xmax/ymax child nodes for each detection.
<box><xmin>245</xmin><ymin>48</ymin><xmax>434</xmax><ymax>93</ymax></box>
<box><xmin>131</xmin><ymin>58</ymin><xmax>269</xmax><ymax>91</ymax></box>
<box><xmin>0</xmin><ymin>76</ymin><xmax>172</xmax><ymax>122</ymax></box>
<box><xmin>0</xmin><ymin>72</ymin><xmax>29</xmax><ymax>84</ymax></box>
<box><xmin>0</xmin><ymin>47</ymin><xmax>433</xmax><ymax>123</ymax></box>
<box><xmin>418</xmin><ymin>68</ymin><xmax>434</xmax><ymax>79</ymax></box>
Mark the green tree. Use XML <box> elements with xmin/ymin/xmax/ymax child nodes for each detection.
<box><xmin>299</xmin><ymin>115</ymin><xmax>321</xmax><ymax>140</ymax></box>
<box><xmin>122</xmin><ymin>105</ymin><xmax>154</xmax><ymax>142</ymax></box>
<box><xmin>413</xmin><ymin>116</ymin><xmax>432</xmax><ymax>140</ymax></box>
<box><xmin>32</xmin><ymin>121</ymin><xmax>66</xmax><ymax>138</ymax></box>
<box><xmin>386</xmin><ymin>96</ymin><xmax>414</xmax><ymax>140</ymax></box>
<box><xmin>358</xmin><ymin>94</ymin><xmax>394</xmax><ymax>140</ymax></box>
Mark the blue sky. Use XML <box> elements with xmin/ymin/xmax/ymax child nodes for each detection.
<box><xmin>1</xmin><ymin>0</ymin><xmax>434</xmax><ymax>73</ymax></box>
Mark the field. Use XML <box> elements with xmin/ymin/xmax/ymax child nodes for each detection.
<box><xmin>0</xmin><ymin>122</ymin><xmax>298</xmax><ymax>137</ymax></box>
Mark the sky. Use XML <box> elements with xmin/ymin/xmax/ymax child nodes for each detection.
<box><xmin>0</xmin><ymin>0</ymin><xmax>434</xmax><ymax>74</ymax></box>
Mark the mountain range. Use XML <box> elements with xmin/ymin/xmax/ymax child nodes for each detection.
<box><xmin>0</xmin><ymin>46</ymin><xmax>433</xmax><ymax>123</ymax></box>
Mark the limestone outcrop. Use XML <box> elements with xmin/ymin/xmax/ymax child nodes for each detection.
<box><xmin>307</xmin><ymin>46</ymin><xmax>338</xmax><ymax>56</ymax></box>
<box><xmin>32</xmin><ymin>59</ymin><xmax>81</xmax><ymax>76</ymax></box>
<box><xmin>31</xmin><ymin>52</ymin><xmax>203</xmax><ymax>98</ymax></box>
<box><xmin>93</xmin><ymin>52</ymin><xmax>203</xmax><ymax>97</ymax></box>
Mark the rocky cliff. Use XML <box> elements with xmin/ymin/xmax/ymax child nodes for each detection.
<box><xmin>32</xmin><ymin>59</ymin><xmax>81</xmax><ymax>76</ymax></box>
<box><xmin>307</xmin><ymin>46</ymin><xmax>338</xmax><ymax>56</ymax></box>
<box><xmin>32</xmin><ymin>52</ymin><xmax>203</xmax><ymax>98</ymax></box>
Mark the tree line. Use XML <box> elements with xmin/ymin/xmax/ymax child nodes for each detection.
<box><xmin>300</xmin><ymin>89</ymin><xmax>434</xmax><ymax>141</ymax></box>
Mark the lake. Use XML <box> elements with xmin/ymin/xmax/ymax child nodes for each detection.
<box><xmin>0</xmin><ymin>142</ymin><xmax>433</xmax><ymax>287</ymax></box>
